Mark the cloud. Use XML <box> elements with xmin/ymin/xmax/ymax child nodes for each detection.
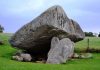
<box><xmin>3</xmin><ymin>0</ymin><xmax>46</xmax><ymax>14</ymax></box>
<box><xmin>0</xmin><ymin>0</ymin><xmax>100</xmax><ymax>33</ymax></box>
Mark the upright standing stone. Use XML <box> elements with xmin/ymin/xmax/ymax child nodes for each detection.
<box><xmin>46</xmin><ymin>37</ymin><xmax>74</xmax><ymax>64</ymax></box>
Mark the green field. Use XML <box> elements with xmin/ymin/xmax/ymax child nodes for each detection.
<box><xmin>0</xmin><ymin>33</ymin><xmax>100</xmax><ymax>70</ymax></box>
<box><xmin>75</xmin><ymin>37</ymin><xmax>100</xmax><ymax>52</ymax></box>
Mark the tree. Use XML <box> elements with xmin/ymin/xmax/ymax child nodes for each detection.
<box><xmin>84</xmin><ymin>32</ymin><xmax>94</xmax><ymax>37</ymax></box>
<box><xmin>98</xmin><ymin>32</ymin><xmax>100</xmax><ymax>37</ymax></box>
<box><xmin>0</xmin><ymin>25</ymin><xmax>4</xmax><ymax>33</ymax></box>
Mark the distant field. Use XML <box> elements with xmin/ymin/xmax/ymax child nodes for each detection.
<box><xmin>75</xmin><ymin>37</ymin><xmax>100</xmax><ymax>51</ymax></box>
<box><xmin>0</xmin><ymin>33</ymin><xmax>100</xmax><ymax>70</ymax></box>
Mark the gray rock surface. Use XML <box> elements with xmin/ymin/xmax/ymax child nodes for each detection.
<box><xmin>67</xmin><ymin>19</ymin><xmax>85</xmax><ymax>42</ymax></box>
<box><xmin>12</xmin><ymin>55</ymin><xmax>23</xmax><ymax>61</ymax></box>
<box><xmin>46</xmin><ymin>37</ymin><xmax>74</xmax><ymax>64</ymax></box>
<box><xmin>12</xmin><ymin>52</ymin><xmax>32</xmax><ymax>62</ymax></box>
<box><xmin>9</xmin><ymin>5</ymin><xmax>85</xmax><ymax>64</ymax></box>
<box><xmin>79</xmin><ymin>53</ymin><xmax>93</xmax><ymax>59</ymax></box>
<box><xmin>20</xmin><ymin>53</ymin><xmax>32</xmax><ymax>61</ymax></box>
<box><xmin>72</xmin><ymin>53</ymin><xmax>79</xmax><ymax>58</ymax></box>
<box><xmin>9</xmin><ymin>5</ymin><xmax>84</xmax><ymax>55</ymax></box>
<box><xmin>72</xmin><ymin>53</ymin><xmax>93</xmax><ymax>59</ymax></box>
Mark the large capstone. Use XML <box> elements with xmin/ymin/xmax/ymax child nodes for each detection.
<box><xmin>9</xmin><ymin>5</ymin><xmax>85</xmax><ymax>63</ymax></box>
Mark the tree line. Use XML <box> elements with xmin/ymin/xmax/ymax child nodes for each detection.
<box><xmin>85</xmin><ymin>32</ymin><xmax>100</xmax><ymax>37</ymax></box>
<box><xmin>0</xmin><ymin>25</ymin><xmax>4</xmax><ymax>33</ymax></box>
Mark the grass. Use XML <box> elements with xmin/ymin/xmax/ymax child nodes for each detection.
<box><xmin>0</xmin><ymin>54</ymin><xmax>100</xmax><ymax>70</ymax></box>
<box><xmin>75</xmin><ymin>37</ymin><xmax>100</xmax><ymax>52</ymax></box>
<box><xmin>0</xmin><ymin>33</ymin><xmax>100</xmax><ymax>70</ymax></box>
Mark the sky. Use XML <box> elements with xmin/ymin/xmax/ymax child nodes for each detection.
<box><xmin>0</xmin><ymin>0</ymin><xmax>100</xmax><ymax>33</ymax></box>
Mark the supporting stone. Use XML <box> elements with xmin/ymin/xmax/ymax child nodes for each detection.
<box><xmin>46</xmin><ymin>37</ymin><xmax>74</xmax><ymax>64</ymax></box>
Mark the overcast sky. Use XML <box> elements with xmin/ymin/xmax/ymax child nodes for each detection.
<box><xmin>0</xmin><ymin>0</ymin><xmax>100</xmax><ymax>33</ymax></box>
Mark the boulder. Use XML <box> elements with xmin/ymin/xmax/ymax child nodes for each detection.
<box><xmin>20</xmin><ymin>53</ymin><xmax>32</xmax><ymax>61</ymax></box>
<box><xmin>9</xmin><ymin>5</ymin><xmax>85</xmax><ymax>55</ymax></box>
<box><xmin>12</xmin><ymin>55</ymin><xmax>23</xmax><ymax>61</ymax></box>
<box><xmin>12</xmin><ymin>52</ymin><xmax>32</xmax><ymax>62</ymax></box>
<box><xmin>46</xmin><ymin>37</ymin><xmax>74</xmax><ymax>64</ymax></box>
<box><xmin>72</xmin><ymin>53</ymin><xmax>80</xmax><ymax>58</ymax></box>
<box><xmin>79</xmin><ymin>53</ymin><xmax>93</xmax><ymax>59</ymax></box>
<box><xmin>72</xmin><ymin>53</ymin><xmax>93</xmax><ymax>59</ymax></box>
